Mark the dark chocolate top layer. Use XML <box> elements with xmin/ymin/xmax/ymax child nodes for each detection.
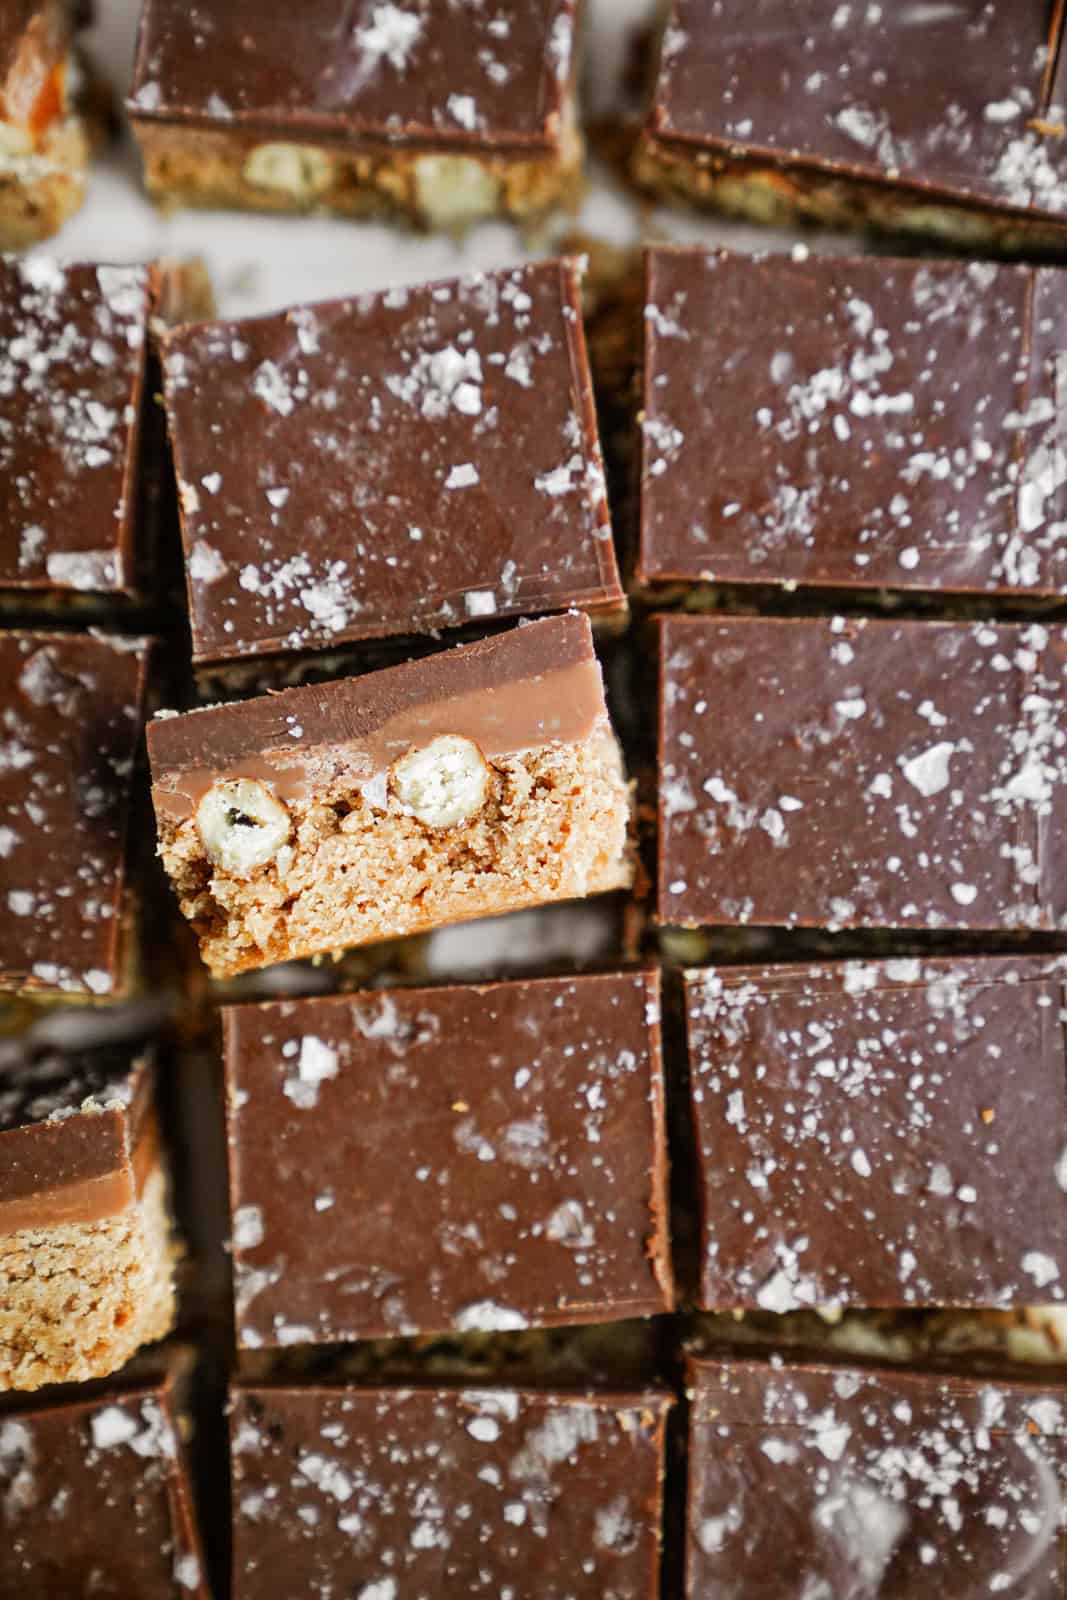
<box><xmin>658</xmin><ymin>615</ymin><xmax>1067</xmax><ymax>932</ymax></box>
<box><xmin>231</xmin><ymin>1384</ymin><xmax>669</xmax><ymax>1600</ymax></box>
<box><xmin>0</xmin><ymin>1381</ymin><xmax>207</xmax><ymax>1597</ymax></box>
<box><xmin>687</xmin><ymin>1356</ymin><xmax>1066</xmax><ymax>1597</ymax></box>
<box><xmin>0</xmin><ymin>633</ymin><xmax>150</xmax><ymax>996</ymax></box>
<box><xmin>224</xmin><ymin>970</ymin><xmax>673</xmax><ymax>1346</ymax></box>
<box><xmin>129</xmin><ymin>0</ymin><xmax>578</xmax><ymax>149</ymax></box>
<box><xmin>685</xmin><ymin>957</ymin><xmax>1067</xmax><ymax>1313</ymax></box>
<box><xmin>0</xmin><ymin>1051</ymin><xmax>150</xmax><ymax>1208</ymax></box>
<box><xmin>149</xmin><ymin>613</ymin><xmax>607</xmax><ymax>820</ymax></box>
<box><xmin>641</xmin><ymin>249</ymin><xmax>1067</xmax><ymax>596</ymax></box>
<box><xmin>161</xmin><ymin>259</ymin><xmax>619</xmax><ymax>664</ymax></box>
<box><xmin>649</xmin><ymin>0</ymin><xmax>1067</xmax><ymax>219</ymax></box>
<box><xmin>0</xmin><ymin>258</ymin><xmax>151</xmax><ymax>595</ymax></box>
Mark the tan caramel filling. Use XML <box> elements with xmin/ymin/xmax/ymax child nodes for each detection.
<box><xmin>153</xmin><ymin>653</ymin><xmax>608</xmax><ymax>824</ymax></box>
<box><xmin>0</xmin><ymin>1111</ymin><xmax>160</xmax><ymax>1233</ymax></box>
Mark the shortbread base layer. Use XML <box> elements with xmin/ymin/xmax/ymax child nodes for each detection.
<box><xmin>133</xmin><ymin>120</ymin><xmax>584</xmax><ymax>233</ymax></box>
<box><xmin>632</xmin><ymin>137</ymin><xmax>1067</xmax><ymax>255</ymax></box>
<box><xmin>0</xmin><ymin>110</ymin><xmax>93</xmax><ymax>247</ymax></box>
<box><xmin>159</xmin><ymin>730</ymin><xmax>633</xmax><ymax>978</ymax></box>
<box><xmin>0</xmin><ymin>1166</ymin><xmax>177</xmax><ymax>1392</ymax></box>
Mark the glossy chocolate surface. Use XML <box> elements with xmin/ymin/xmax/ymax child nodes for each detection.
<box><xmin>685</xmin><ymin>957</ymin><xmax>1067</xmax><ymax>1312</ymax></box>
<box><xmin>0</xmin><ymin>1379</ymin><xmax>207</xmax><ymax>1597</ymax></box>
<box><xmin>641</xmin><ymin>249</ymin><xmax>1067</xmax><ymax>595</ymax></box>
<box><xmin>0</xmin><ymin>258</ymin><xmax>151</xmax><ymax>596</ymax></box>
<box><xmin>129</xmin><ymin>0</ymin><xmax>578</xmax><ymax>149</ymax></box>
<box><xmin>0</xmin><ymin>633</ymin><xmax>150</xmax><ymax>996</ymax></box>
<box><xmin>149</xmin><ymin>612</ymin><xmax>607</xmax><ymax>823</ymax></box>
<box><xmin>225</xmin><ymin>970</ymin><xmax>673</xmax><ymax>1346</ymax></box>
<box><xmin>231</xmin><ymin>1383</ymin><xmax>669</xmax><ymax>1599</ymax></box>
<box><xmin>658</xmin><ymin>615</ymin><xmax>1067</xmax><ymax>931</ymax></box>
<box><xmin>0</xmin><ymin>1049</ymin><xmax>153</xmax><ymax>1227</ymax></box>
<box><xmin>687</xmin><ymin>1355</ymin><xmax>1066</xmax><ymax>1598</ymax></box>
<box><xmin>648</xmin><ymin>1</ymin><xmax>1067</xmax><ymax>220</ymax></box>
<box><xmin>161</xmin><ymin>259</ymin><xmax>619</xmax><ymax>665</ymax></box>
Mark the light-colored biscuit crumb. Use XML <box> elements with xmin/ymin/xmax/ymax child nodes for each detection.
<box><xmin>133</xmin><ymin>120</ymin><xmax>584</xmax><ymax>233</ymax></box>
<box><xmin>0</xmin><ymin>1167</ymin><xmax>177</xmax><ymax>1392</ymax></box>
<box><xmin>160</xmin><ymin>726</ymin><xmax>632</xmax><ymax>978</ymax></box>
<box><xmin>0</xmin><ymin>110</ymin><xmax>91</xmax><ymax>248</ymax></box>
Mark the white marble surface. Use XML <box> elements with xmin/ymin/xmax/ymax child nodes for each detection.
<box><xmin>35</xmin><ymin>0</ymin><xmax>848</xmax><ymax>316</ymax></box>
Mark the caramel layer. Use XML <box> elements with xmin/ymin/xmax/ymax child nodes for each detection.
<box><xmin>0</xmin><ymin>1110</ymin><xmax>161</xmax><ymax>1235</ymax></box>
<box><xmin>150</xmin><ymin>614</ymin><xmax>608</xmax><ymax>823</ymax></box>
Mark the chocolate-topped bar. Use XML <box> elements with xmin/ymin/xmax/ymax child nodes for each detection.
<box><xmin>1</xmin><ymin>257</ymin><xmax>155</xmax><ymax>605</ymax></box>
<box><xmin>129</xmin><ymin>0</ymin><xmax>583</xmax><ymax>231</ymax></box>
<box><xmin>640</xmin><ymin>249</ymin><xmax>1067</xmax><ymax>597</ymax></box>
<box><xmin>231</xmin><ymin>1383</ymin><xmax>670</xmax><ymax>1599</ymax></box>
<box><xmin>0</xmin><ymin>1047</ymin><xmax>176</xmax><ymax>1390</ymax></box>
<box><xmin>635</xmin><ymin>1</ymin><xmax>1067</xmax><ymax>250</ymax></box>
<box><xmin>1</xmin><ymin>632</ymin><xmax>150</xmax><ymax>998</ymax></box>
<box><xmin>161</xmin><ymin>259</ymin><xmax>622</xmax><ymax>669</ymax></box>
<box><xmin>149</xmin><ymin>614</ymin><xmax>632</xmax><ymax>977</ymax></box>
<box><xmin>0</xmin><ymin>3</ymin><xmax>101</xmax><ymax>246</ymax></box>
<box><xmin>687</xmin><ymin>1355</ymin><xmax>1066</xmax><ymax>1597</ymax></box>
<box><xmin>225</xmin><ymin>970</ymin><xmax>673</xmax><ymax>1347</ymax></box>
<box><xmin>0</xmin><ymin>1375</ymin><xmax>208</xmax><ymax>1594</ymax></box>
<box><xmin>685</xmin><ymin>957</ymin><xmax>1067</xmax><ymax>1314</ymax></box>
<box><xmin>658</xmin><ymin>615</ymin><xmax>1067</xmax><ymax>932</ymax></box>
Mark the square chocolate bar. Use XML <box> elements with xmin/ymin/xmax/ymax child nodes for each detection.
<box><xmin>1</xmin><ymin>257</ymin><xmax>154</xmax><ymax>605</ymax></box>
<box><xmin>0</xmin><ymin>1047</ymin><xmax>175</xmax><ymax>1391</ymax></box>
<box><xmin>161</xmin><ymin>258</ymin><xmax>621</xmax><ymax>669</ymax></box>
<box><xmin>1</xmin><ymin>632</ymin><xmax>150</xmax><ymax>999</ymax></box>
<box><xmin>0</xmin><ymin>1375</ymin><xmax>207</xmax><ymax>1593</ymax></box>
<box><xmin>224</xmin><ymin>969</ymin><xmax>673</xmax><ymax>1347</ymax></box>
<box><xmin>640</xmin><ymin>248</ymin><xmax>1067</xmax><ymax>597</ymax></box>
<box><xmin>658</xmin><ymin>615</ymin><xmax>1067</xmax><ymax>932</ymax></box>
<box><xmin>687</xmin><ymin>1355</ymin><xmax>1066</xmax><ymax>1597</ymax></box>
<box><xmin>149</xmin><ymin>614</ymin><xmax>632</xmax><ymax>977</ymax></box>
<box><xmin>0</xmin><ymin>2</ymin><xmax>99</xmax><ymax>246</ymax></box>
<box><xmin>685</xmin><ymin>957</ymin><xmax>1067</xmax><ymax>1313</ymax></box>
<box><xmin>636</xmin><ymin>1</ymin><xmax>1067</xmax><ymax>250</ymax></box>
<box><xmin>232</xmin><ymin>1383</ymin><xmax>670</xmax><ymax>1599</ymax></box>
<box><xmin>129</xmin><ymin>0</ymin><xmax>583</xmax><ymax>230</ymax></box>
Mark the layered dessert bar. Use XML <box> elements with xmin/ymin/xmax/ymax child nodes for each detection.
<box><xmin>635</xmin><ymin>1</ymin><xmax>1067</xmax><ymax>252</ymax></box>
<box><xmin>224</xmin><ymin>969</ymin><xmax>673</xmax><ymax>1347</ymax></box>
<box><xmin>658</xmin><ymin>616</ymin><xmax>1067</xmax><ymax>931</ymax></box>
<box><xmin>231</xmin><ymin>1383</ymin><xmax>670</xmax><ymax>1599</ymax></box>
<box><xmin>149</xmin><ymin>615</ymin><xmax>633</xmax><ymax>977</ymax></box>
<box><xmin>0</xmin><ymin>2</ymin><xmax>101</xmax><ymax>247</ymax></box>
<box><xmin>686</xmin><ymin>1355</ymin><xmax>1066</xmax><ymax>1596</ymax></box>
<box><xmin>161</xmin><ymin>259</ymin><xmax>622</xmax><ymax>673</ymax></box>
<box><xmin>685</xmin><ymin>957</ymin><xmax>1066</xmax><ymax>1314</ymax></box>
<box><xmin>0</xmin><ymin>1047</ymin><xmax>176</xmax><ymax>1391</ymax></box>
<box><xmin>640</xmin><ymin>249</ymin><xmax>1067</xmax><ymax>598</ymax></box>
<box><xmin>128</xmin><ymin>0</ymin><xmax>584</xmax><ymax>231</ymax></box>
<box><xmin>1</xmin><ymin>257</ymin><xmax>155</xmax><ymax>608</ymax></box>
<box><xmin>0</xmin><ymin>1375</ymin><xmax>207</xmax><ymax>1593</ymax></box>
<box><xmin>0</xmin><ymin>632</ymin><xmax>150</xmax><ymax>999</ymax></box>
